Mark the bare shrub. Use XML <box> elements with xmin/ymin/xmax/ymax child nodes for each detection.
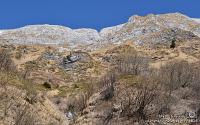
<box><xmin>99</xmin><ymin>71</ymin><xmax>116</xmax><ymax>88</ymax></box>
<box><xmin>97</xmin><ymin>71</ymin><xmax>116</xmax><ymax>100</ymax></box>
<box><xmin>65</xmin><ymin>82</ymin><xmax>95</xmax><ymax>118</ymax></box>
<box><xmin>0</xmin><ymin>50</ymin><xmax>17</xmax><ymax>118</ymax></box>
<box><xmin>0</xmin><ymin>49</ymin><xmax>38</xmax><ymax>125</ymax></box>
<box><xmin>0</xmin><ymin>83</ymin><xmax>15</xmax><ymax>118</ymax></box>
<box><xmin>190</xmin><ymin>62</ymin><xmax>200</xmax><ymax>100</ymax></box>
<box><xmin>118</xmin><ymin>77</ymin><xmax>160</xmax><ymax>122</ymax></box>
<box><xmin>23</xmin><ymin>80</ymin><xmax>38</xmax><ymax>104</ymax></box>
<box><xmin>23</xmin><ymin>61</ymin><xmax>38</xmax><ymax>79</ymax></box>
<box><xmin>0</xmin><ymin>49</ymin><xmax>16</xmax><ymax>72</ymax></box>
<box><xmin>0</xmin><ymin>85</ymin><xmax>37</xmax><ymax>125</ymax></box>
<box><xmin>159</xmin><ymin>60</ymin><xmax>194</xmax><ymax>95</ymax></box>
<box><xmin>114</xmin><ymin>52</ymin><xmax>149</xmax><ymax>76</ymax></box>
<box><xmin>14</xmin><ymin>103</ymin><xmax>36</xmax><ymax>125</ymax></box>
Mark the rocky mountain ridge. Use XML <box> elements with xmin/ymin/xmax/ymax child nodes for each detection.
<box><xmin>0</xmin><ymin>13</ymin><xmax>200</xmax><ymax>49</ymax></box>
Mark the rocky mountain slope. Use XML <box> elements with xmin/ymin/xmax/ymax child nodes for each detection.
<box><xmin>0</xmin><ymin>25</ymin><xmax>100</xmax><ymax>47</ymax></box>
<box><xmin>1</xmin><ymin>13</ymin><xmax>200</xmax><ymax>125</ymax></box>
<box><xmin>0</xmin><ymin>13</ymin><xmax>200</xmax><ymax>49</ymax></box>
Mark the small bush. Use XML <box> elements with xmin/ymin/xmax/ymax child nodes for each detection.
<box><xmin>170</xmin><ymin>39</ymin><xmax>176</xmax><ymax>48</ymax></box>
<box><xmin>15</xmin><ymin>52</ymin><xmax>22</xmax><ymax>59</ymax></box>
<box><xmin>43</xmin><ymin>82</ymin><xmax>52</xmax><ymax>89</ymax></box>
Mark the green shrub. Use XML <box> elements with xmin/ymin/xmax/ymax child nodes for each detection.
<box><xmin>43</xmin><ymin>81</ymin><xmax>52</xmax><ymax>89</ymax></box>
<box><xmin>170</xmin><ymin>39</ymin><xmax>176</xmax><ymax>48</ymax></box>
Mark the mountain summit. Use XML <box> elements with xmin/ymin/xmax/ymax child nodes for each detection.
<box><xmin>0</xmin><ymin>13</ymin><xmax>200</xmax><ymax>49</ymax></box>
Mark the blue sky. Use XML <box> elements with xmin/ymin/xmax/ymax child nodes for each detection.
<box><xmin>0</xmin><ymin>0</ymin><xmax>200</xmax><ymax>30</ymax></box>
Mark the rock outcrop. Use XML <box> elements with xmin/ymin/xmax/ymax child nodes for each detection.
<box><xmin>100</xmin><ymin>13</ymin><xmax>200</xmax><ymax>45</ymax></box>
<box><xmin>0</xmin><ymin>13</ymin><xmax>200</xmax><ymax>49</ymax></box>
<box><xmin>0</xmin><ymin>25</ymin><xmax>100</xmax><ymax>47</ymax></box>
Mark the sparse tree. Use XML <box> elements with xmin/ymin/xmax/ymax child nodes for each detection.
<box><xmin>170</xmin><ymin>39</ymin><xmax>176</xmax><ymax>48</ymax></box>
<box><xmin>118</xmin><ymin>77</ymin><xmax>160</xmax><ymax>122</ymax></box>
<box><xmin>159</xmin><ymin>60</ymin><xmax>194</xmax><ymax>95</ymax></box>
<box><xmin>98</xmin><ymin>71</ymin><xmax>116</xmax><ymax>100</ymax></box>
<box><xmin>115</xmin><ymin>52</ymin><xmax>149</xmax><ymax>76</ymax></box>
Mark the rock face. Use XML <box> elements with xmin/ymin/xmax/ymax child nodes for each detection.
<box><xmin>100</xmin><ymin>13</ymin><xmax>200</xmax><ymax>45</ymax></box>
<box><xmin>0</xmin><ymin>25</ymin><xmax>100</xmax><ymax>47</ymax></box>
<box><xmin>0</xmin><ymin>13</ymin><xmax>200</xmax><ymax>49</ymax></box>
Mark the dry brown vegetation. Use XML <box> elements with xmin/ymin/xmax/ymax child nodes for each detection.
<box><xmin>73</xmin><ymin>47</ymin><xmax>200</xmax><ymax>125</ymax></box>
<box><xmin>0</xmin><ymin>48</ymin><xmax>68</xmax><ymax>125</ymax></box>
<box><xmin>1</xmin><ymin>44</ymin><xmax>200</xmax><ymax>125</ymax></box>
